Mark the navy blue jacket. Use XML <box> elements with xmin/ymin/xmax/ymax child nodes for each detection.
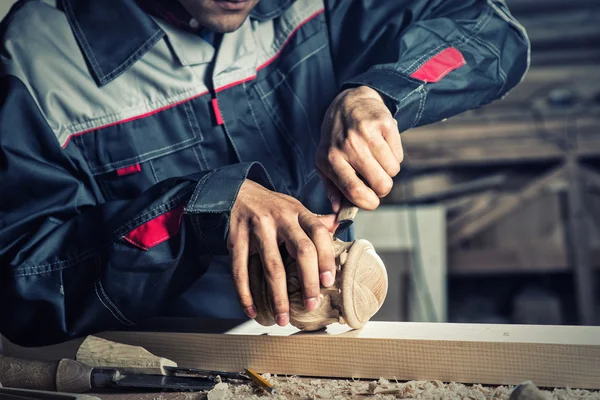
<box><xmin>0</xmin><ymin>0</ymin><xmax>529</xmax><ymax>346</ymax></box>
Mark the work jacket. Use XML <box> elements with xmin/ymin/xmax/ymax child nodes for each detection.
<box><xmin>0</xmin><ymin>0</ymin><xmax>529</xmax><ymax>346</ymax></box>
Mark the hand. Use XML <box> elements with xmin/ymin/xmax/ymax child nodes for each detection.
<box><xmin>227</xmin><ymin>180</ymin><xmax>337</xmax><ymax>326</ymax></box>
<box><xmin>316</xmin><ymin>86</ymin><xmax>403</xmax><ymax>211</ymax></box>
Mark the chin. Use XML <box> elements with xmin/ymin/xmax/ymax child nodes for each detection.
<box><xmin>205</xmin><ymin>18</ymin><xmax>247</xmax><ymax>33</ymax></box>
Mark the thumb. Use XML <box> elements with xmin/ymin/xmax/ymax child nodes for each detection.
<box><xmin>316</xmin><ymin>213</ymin><xmax>338</xmax><ymax>234</ymax></box>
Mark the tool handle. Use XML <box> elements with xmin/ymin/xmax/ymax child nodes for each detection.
<box><xmin>0</xmin><ymin>356</ymin><xmax>93</xmax><ymax>393</ymax></box>
<box><xmin>336</xmin><ymin>197</ymin><xmax>358</xmax><ymax>223</ymax></box>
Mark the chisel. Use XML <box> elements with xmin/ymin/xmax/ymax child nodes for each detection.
<box><xmin>0</xmin><ymin>356</ymin><xmax>216</xmax><ymax>393</ymax></box>
<box><xmin>333</xmin><ymin>196</ymin><xmax>358</xmax><ymax>238</ymax></box>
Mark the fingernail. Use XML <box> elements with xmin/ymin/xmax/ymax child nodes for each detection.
<box><xmin>276</xmin><ymin>313</ymin><xmax>289</xmax><ymax>326</ymax></box>
<box><xmin>304</xmin><ymin>297</ymin><xmax>318</xmax><ymax>311</ymax></box>
<box><xmin>244</xmin><ymin>306</ymin><xmax>257</xmax><ymax>319</ymax></box>
<box><xmin>321</xmin><ymin>271</ymin><xmax>334</xmax><ymax>287</ymax></box>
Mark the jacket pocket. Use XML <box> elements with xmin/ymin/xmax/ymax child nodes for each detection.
<box><xmin>73</xmin><ymin>101</ymin><xmax>205</xmax><ymax>200</ymax></box>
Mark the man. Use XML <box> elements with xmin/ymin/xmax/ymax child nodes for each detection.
<box><xmin>0</xmin><ymin>0</ymin><xmax>529</xmax><ymax>346</ymax></box>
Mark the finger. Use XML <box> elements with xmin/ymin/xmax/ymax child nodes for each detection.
<box><xmin>301</xmin><ymin>213</ymin><xmax>336</xmax><ymax>288</ymax></box>
<box><xmin>367</xmin><ymin>124</ymin><xmax>401</xmax><ymax>177</ymax></box>
<box><xmin>281</xmin><ymin>222</ymin><xmax>320</xmax><ymax>311</ymax></box>
<box><xmin>317</xmin><ymin>170</ymin><xmax>342</xmax><ymax>213</ymax></box>
<box><xmin>322</xmin><ymin>151</ymin><xmax>380</xmax><ymax>210</ymax></box>
<box><xmin>347</xmin><ymin>145</ymin><xmax>393</xmax><ymax>199</ymax></box>
<box><xmin>316</xmin><ymin>213</ymin><xmax>337</xmax><ymax>233</ymax></box>
<box><xmin>256</xmin><ymin>228</ymin><xmax>289</xmax><ymax>326</ymax></box>
<box><xmin>381</xmin><ymin>118</ymin><xmax>404</xmax><ymax>163</ymax></box>
<box><xmin>229</xmin><ymin>224</ymin><xmax>256</xmax><ymax>319</ymax></box>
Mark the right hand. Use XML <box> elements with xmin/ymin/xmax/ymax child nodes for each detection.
<box><xmin>228</xmin><ymin>180</ymin><xmax>338</xmax><ymax>326</ymax></box>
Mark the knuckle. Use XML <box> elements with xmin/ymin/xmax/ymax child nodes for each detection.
<box><xmin>397</xmin><ymin>148</ymin><xmax>405</xmax><ymax>163</ymax></box>
<box><xmin>265</xmin><ymin>262</ymin><xmax>286</xmax><ymax>279</ymax></box>
<box><xmin>303</xmin><ymin>282</ymin><xmax>320</xmax><ymax>296</ymax></box>
<box><xmin>344</xmin><ymin>182</ymin><xmax>362</xmax><ymax>199</ymax></box>
<box><xmin>231</xmin><ymin>268</ymin><xmax>247</xmax><ymax>283</ymax></box>
<box><xmin>389</xmin><ymin>162</ymin><xmax>401</xmax><ymax>177</ymax></box>
<box><xmin>238</xmin><ymin>294</ymin><xmax>254</xmax><ymax>308</ymax></box>
<box><xmin>348</xmin><ymin>106</ymin><xmax>363</xmax><ymax>121</ymax></box>
<box><xmin>295</xmin><ymin>239</ymin><xmax>316</xmax><ymax>256</ymax></box>
<box><xmin>326</xmin><ymin>149</ymin><xmax>337</xmax><ymax>163</ymax></box>
<box><xmin>356</xmin><ymin>120</ymin><xmax>371</xmax><ymax>134</ymax></box>
<box><xmin>374</xmin><ymin>176</ymin><xmax>393</xmax><ymax>195</ymax></box>
<box><xmin>382</xmin><ymin>116</ymin><xmax>397</xmax><ymax>130</ymax></box>
<box><xmin>311</xmin><ymin>223</ymin><xmax>329</xmax><ymax>237</ymax></box>
<box><xmin>250</xmin><ymin>213</ymin><xmax>272</xmax><ymax>227</ymax></box>
<box><xmin>272</xmin><ymin>297</ymin><xmax>289</xmax><ymax>312</ymax></box>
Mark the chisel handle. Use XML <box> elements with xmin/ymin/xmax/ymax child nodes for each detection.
<box><xmin>0</xmin><ymin>356</ymin><xmax>93</xmax><ymax>393</ymax></box>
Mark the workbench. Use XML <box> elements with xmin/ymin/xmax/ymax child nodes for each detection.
<box><xmin>3</xmin><ymin>319</ymin><xmax>600</xmax><ymax>399</ymax></box>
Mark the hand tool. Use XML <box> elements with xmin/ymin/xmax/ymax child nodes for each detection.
<box><xmin>333</xmin><ymin>196</ymin><xmax>358</xmax><ymax>238</ymax></box>
<box><xmin>75</xmin><ymin>336</ymin><xmax>248</xmax><ymax>382</ymax></box>
<box><xmin>162</xmin><ymin>366</ymin><xmax>246</xmax><ymax>381</ymax></box>
<box><xmin>0</xmin><ymin>356</ymin><xmax>218</xmax><ymax>393</ymax></box>
<box><xmin>0</xmin><ymin>386</ymin><xmax>101</xmax><ymax>400</ymax></box>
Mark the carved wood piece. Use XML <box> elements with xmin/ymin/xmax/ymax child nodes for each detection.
<box><xmin>250</xmin><ymin>238</ymin><xmax>388</xmax><ymax>331</ymax></box>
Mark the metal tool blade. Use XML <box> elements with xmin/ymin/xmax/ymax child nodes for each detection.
<box><xmin>333</xmin><ymin>197</ymin><xmax>358</xmax><ymax>239</ymax></box>
<box><xmin>163</xmin><ymin>366</ymin><xmax>247</xmax><ymax>381</ymax></box>
<box><xmin>112</xmin><ymin>374</ymin><xmax>216</xmax><ymax>391</ymax></box>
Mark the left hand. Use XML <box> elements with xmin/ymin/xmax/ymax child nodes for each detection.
<box><xmin>316</xmin><ymin>86</ymin><xmax>403</xmax><ymax>211</ymax></box>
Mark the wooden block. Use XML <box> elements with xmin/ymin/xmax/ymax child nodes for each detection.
<box><xmin>4</xmin><ymin>321</ymin><xmax>600</xmax><ymax>389</ymax></box>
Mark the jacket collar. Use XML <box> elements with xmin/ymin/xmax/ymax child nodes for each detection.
<box><xmin>60</xmin><ymin>0</ymin><xmax>293</xmax><ymax>87</ymax></box>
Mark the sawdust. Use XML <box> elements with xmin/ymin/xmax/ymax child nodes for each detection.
<box><xmin>203</xmin><ymin>374</ymin><xmax>600</xmax><ymax>400</ymax></box>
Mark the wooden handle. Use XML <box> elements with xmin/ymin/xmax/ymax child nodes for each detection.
<box><xmin>0</xmin><ymin>356</ymin><xmax>93</xmax><ymax>393</ymax></box>
<box><xmin>76</xmin><ymin>336</ymin><xmax>176</xmax><ymax>375</ymax></box>
<box><xmin>336</xmin><ymin>197</ymin><xmax>358</xmax><ymax>223</ymax></box>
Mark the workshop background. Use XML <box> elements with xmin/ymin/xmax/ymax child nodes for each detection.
<box><xmin>1</xmin><ymin>0</ymin><xmax>599</xmax><ymax>327</ymax></box>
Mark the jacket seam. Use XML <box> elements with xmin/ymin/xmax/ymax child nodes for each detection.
<box><xmin>95</xmin><ymin>258</ymin><xmax>135</xmax><ymax>326</ymax></box>
<box><xmin>187</xmin><ymin>170</ymin><xmax>217</xmax><ymax>210</ymax></box>
<box><xmin>89</xmin><ymin>137</ymin><xmax>201</xmax><ymax>175</ymax></box>
<box><xmin>411</xmin><ymin>86</ymin><xmax>428</xmax><ymax>128</ymax></box>
<box><xmin>62</xmin><ymin>0</ymin><xmax>104</xmax><ymax>79</ymax></box>
<box><xmin>65</xmin><ymin>87</ymin><xmax>206</xmax><ymax>134</ymax></box>
<box><xmin>99</xmin><ymin>30</ymin><xmax>164</xmax><ymax>85</ymax></box>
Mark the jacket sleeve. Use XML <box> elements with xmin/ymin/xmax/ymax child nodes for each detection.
<box><xmin>0</xmin><ymin>75</ymin><xmax>272</xmax><ymax>346</ymax></box>
<box><xmin>325</xmin><ymin>0</ymin><xmax>530</xmax><ymax>131</ymax></box>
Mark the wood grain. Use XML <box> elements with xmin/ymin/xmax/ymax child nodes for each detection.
<box><xmin>5</xmin><ymin>321</ymin><xmax>600</xmax><ymax>389</ymax></box>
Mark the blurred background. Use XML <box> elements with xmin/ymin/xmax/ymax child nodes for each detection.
<box><xmin>1</xmin><ymin>1</ymin><xmax>598</xmax><ymax>326</ymax></box>
<box><xmin>360</xmin><ymin>0</ymin><xmax>600</xmax><ymax>326</ymax></box>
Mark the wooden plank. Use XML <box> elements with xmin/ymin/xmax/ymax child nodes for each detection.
<box><xmin>4</xmin><ymin>321</ymin><xmax>600</xmax><ymax>389</ymax></box>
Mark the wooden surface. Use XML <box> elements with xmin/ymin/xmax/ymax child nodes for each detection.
<box><xmin>5</xmin><ymin>321</ymin><xmax>600</xmax><ymax>389</ymax></box>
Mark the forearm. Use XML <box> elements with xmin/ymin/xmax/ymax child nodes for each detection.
<box><xmin>327</xmin><ymin>0</ymin><xmax>530</xmax><ymax>131</ymax></box>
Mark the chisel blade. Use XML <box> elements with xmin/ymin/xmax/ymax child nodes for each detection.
<box><xmin>112</xmin><ymin>374</ymin><xmax>216</xmax><ymax>392</ymax></box>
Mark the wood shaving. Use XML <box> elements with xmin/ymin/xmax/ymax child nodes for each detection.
<box><xmin>201</xmin><ymin>376</ymin><xmax>600</xmax><ymax>400</ymax></box>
